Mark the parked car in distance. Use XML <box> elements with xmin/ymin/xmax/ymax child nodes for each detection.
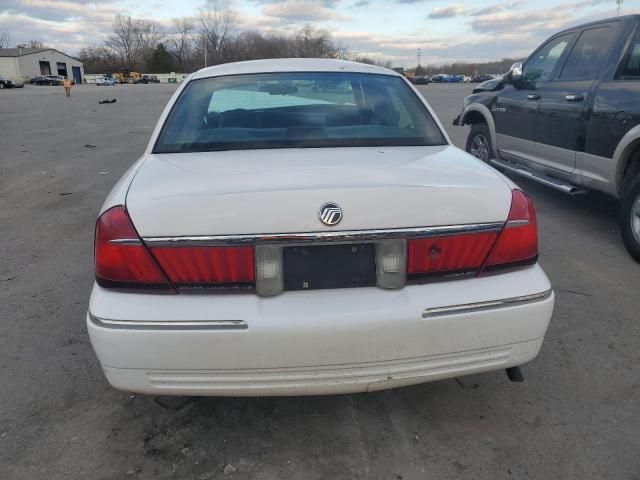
<box><xmin>87</xmin><ymin>58</ymin><xmax>554</xmax><ymax>397</ymax></box>
<box><xmin>29</xmin><ymin>75</ymin><xmax>52</xmax><ymax>85</ymax></box>
<box><xmin>454</xmin><ymin>14</ymin><xmax>640</xmax><ymax>261</ymax></box>
<box><xmin>470</xmin><ymin>74</ymin><xmax>495</xmax><ymax>83</ymax></box>
<box><xmin>472</xmin><ymin>78</ymin><xmax>504</xmax><ymax>94</ymax></box>
<box><xmin>30</xmin><ymin>75</ymin><xmax>65</xmax><ymax>86</ymax></box>
<box><xmin>430</xmin><ymin>73</ymin><xmax>450</xmax><ymax>83</ymax></box>
<box><xmin>0</xmin><ymin>76</ymin><xmax>23</xmax><ymax>88</ymax></box>
<box><xmin>96</xmin><ymin>76</ymin><xmax>117</xmax><ymax>86</ymax></box>
<box><xmin>413</xmin><ymin>75</ymin><xmax>429</xmax><ymax>85</ymax></box>
<box><xmin>46</xmin><ymin>75</ymin><xmax>65</xmax><ymax>86</ymax></box>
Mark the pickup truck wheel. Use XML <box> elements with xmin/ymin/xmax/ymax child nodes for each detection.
<box><xmin>466</xmin><ymin>123</ymin><xmax>492</xmax><ymax>163</ymax></box>
<box><xmin>621</xmin><ymin>175</ymin><xmax>640</xmax><ymax>262</ymax></box>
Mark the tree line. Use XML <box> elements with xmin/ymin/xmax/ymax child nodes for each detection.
<box><xmin>413</xmin><ymin>58</ymin><xmax>523</xmax><ymax>77</ymax></box>
<box><xmin>77</xmin><ymin>11</ymin><xmax>346</xmax><ymax>74</ymax></box>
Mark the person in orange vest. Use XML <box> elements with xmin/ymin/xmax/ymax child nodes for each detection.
<box><xmin>63</xmin><ymin>77</ymin><xmax>72</xmax><ymax>97</ymax></box>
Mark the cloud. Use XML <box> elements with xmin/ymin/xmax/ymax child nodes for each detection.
<box><xmin>470</xmin><ymin>9</ymin><xmax>576</xmax><ymax>35</ymax></box>
<box><xmin>352</xmin><ymin>0</ymin><xmax>370</xmax><ymax>6</ymax></box>
<box><xmin>427</xmin><ymin>4</ymin><xmax>467</xmax><ymax>19</ymax></box>
<box><xmin>250</xmin><ymin>0</ymin><xmax>340</xmax><ymax>6</ymax></box>
<box><xmin>471</xmin><ymin>1</ymin><xmax>522</xmax><ymax>17</ymax></box>
<box><xmin>262</xmin><ymin>0</ymin><xmax>349</xmax><ymax>22</ymax></box>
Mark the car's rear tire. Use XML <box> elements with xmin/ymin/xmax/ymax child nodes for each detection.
<box><xmin>466</xmin><ymin>123</ymin><xmax>493</xmax><ymax>164</ymax></box>
<box><xmin>621</xmin><ymin>175</ymin><xmax>640</xmax><ymax>263</ymax></box>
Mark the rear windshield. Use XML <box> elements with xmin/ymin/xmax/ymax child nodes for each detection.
<box><xmin>153</xmin><ymin>72</ymin><xmax>446</xmax><ymax>153</ymax></box>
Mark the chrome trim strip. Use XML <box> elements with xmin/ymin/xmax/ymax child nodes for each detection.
<box><xmin>142</xmin><ymin>223</ymin><xmax>505</xmax><ymax>247</ymax></box>
<box><xmin>422</xmin><ymin>290</ymin><xmax>552</xmax><ymax>318</ymax></box>
<box><xmin>108</xmin><ymin>238</ymin><xmax>142</xmax><ymax>245</ymax></box>
<box><xmin>89</xmin><ymin>313</ymin><xmax>248</xmax><ymax>330</ymax></box>
<box><xmin>505</xmin><ymin>219</ymin><xmax>530</xmax><ymax>227</ymax></box>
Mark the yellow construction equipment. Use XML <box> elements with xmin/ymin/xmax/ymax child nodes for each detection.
<box><xmin>115</xmin><ymin>70</ymin><xmax>143</xmax><ymax>84</ymax></box>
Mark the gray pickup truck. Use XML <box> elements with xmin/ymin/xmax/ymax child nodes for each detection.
<box><xmin>455</xmin><ymin>15</ymin><xmax>640</xmax><ymax>261</ymax></box>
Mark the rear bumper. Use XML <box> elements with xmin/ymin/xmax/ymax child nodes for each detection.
<box><xmin>87</xmin><ymin>265</ymin><xmax>554</xmax><ymax>396</ymax></box>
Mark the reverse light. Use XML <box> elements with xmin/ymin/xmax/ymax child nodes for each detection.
<box><xmin>255</xmin><ymin>245</ymin><xmax>284</xmax><ymax>296</ymax></box>
<box><xmin>376</xmin><ymin>239</ymin><xmax>407</xmax><ymax>289</ymax></box>
<box><xmin>94</xmin><ymin>206</ymin><xmax>172</xmax><ymax>290</ymax></box>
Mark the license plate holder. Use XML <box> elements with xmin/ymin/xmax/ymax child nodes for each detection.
<box><xmin>283</xmin><ymin>244</ymin><xmax>376</xmax><ymax>291</ymax></box>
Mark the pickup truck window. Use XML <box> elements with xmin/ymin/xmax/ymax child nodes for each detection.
<box><xmin>617</xmin><ymin>29</ymin><xmax>640</xmax><ymax>80</ymax></box>
<box><xmin>560</xmin><ymin>27</ymin><xmax>611</xmax><ymax>80</ymax></box>
<box><xmin>523</xmin><ymin>33</ymin><xmax>573</xmax><ymax>84</ymax></box>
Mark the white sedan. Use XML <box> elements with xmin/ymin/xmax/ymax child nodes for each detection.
<box><xmin>88</xmin><ymin>58</ymin><xmax>554</xmax><ymax>396</ymax></box>
<box><xmin>96</xmin><ymin>76</ymin><xmax>117</xmax><ymax>86</ymax></box>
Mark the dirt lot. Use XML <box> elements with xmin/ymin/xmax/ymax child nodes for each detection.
<box><xmin>1</xmin><ymin>83</ymin><xmax>639</xmax><ymax>480</ymax></box>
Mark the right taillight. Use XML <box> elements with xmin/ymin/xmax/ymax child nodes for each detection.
<box><xmin>483</xmin><ymin>189</ymin><xmax>538</xmax><ymax>271</ymax></box>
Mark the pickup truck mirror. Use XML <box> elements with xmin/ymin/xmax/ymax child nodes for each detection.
<box><xmin>505</xmin><ymin>62</ymin><xmax>523</xmax><ymax>84</ymax></box>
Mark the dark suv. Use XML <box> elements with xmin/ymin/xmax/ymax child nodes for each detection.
<box><xmin>454</xmin><ymin>15</ymin><xmax>640</xmax><ymax>261</ymax></box>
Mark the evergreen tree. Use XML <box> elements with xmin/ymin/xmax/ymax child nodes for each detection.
<box><xmin>147</xmin><ymin>43</ymin><xmax>174</xmax><ymax>73</ymax></box>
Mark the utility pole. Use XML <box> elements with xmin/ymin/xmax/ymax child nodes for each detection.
<box><xmin>204</xmin><ymin>41</ymin><xmax>208</xmax><ymax>68</ymax></box>
<box><xmin>417</xmin><ymin>48</ymin><xmax>421</xmax><ymax>69</ymax></box>
<box><xmin>617</xmin><ymin>0</ymin><xmax>623</xmax><ymax>15</ymax></box>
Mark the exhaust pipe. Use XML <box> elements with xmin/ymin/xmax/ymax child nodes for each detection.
<box><xmin>506</xmin><ymin>366</ymin><xmax>524</xmax><ymax>382</ymax></box>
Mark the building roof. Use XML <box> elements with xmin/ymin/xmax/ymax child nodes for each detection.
<box><xmin>0</xmin><ymin>47</ymin><xmax>82</xmax><ymax>62</ymax></box>
<box><xmin>192</xmin><ymin>58</ymin><xmax>399</xmax><ymax>80</ymax></box>
<box><xmin>0</xmin><ymin>48</ymin><xmax>50</xmax><ymax>57</ymax></box>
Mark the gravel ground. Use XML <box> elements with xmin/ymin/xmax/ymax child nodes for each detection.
<box><xmin>0</xmin><ymin>83</ymin><xmax>638</xmax><ymax>480</ymax></box>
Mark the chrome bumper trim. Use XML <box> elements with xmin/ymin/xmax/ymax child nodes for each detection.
<box><xmin>142</xmin><ymin>222</ymin><xmax>505</xmax><ymax>247</ymax></box>
<box><xmin>88</xmin><ymin>313</ymin><xmax>248</xmax><ymax>330</ymax></box>
<box><xmin>422</xmin><ymin>289</ymin><xmax>552</xmax><ymax>318</ymax></box>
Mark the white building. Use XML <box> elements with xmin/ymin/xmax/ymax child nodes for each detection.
<box><xmin>0</xmin><ymin>48</ymin><xmax>85</xmax><ymax>83</ymax></box>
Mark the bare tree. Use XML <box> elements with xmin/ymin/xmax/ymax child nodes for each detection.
<box><xmin>0</xmin><ymin>32</ymin><xmax>10</xmax><ymax>49</ymax></box>
<box><xmin>197</xmin><ymin>8</ymin><xmax>235</xmax><ymax>65</ymax></box>
<box><xmin>135</xmin><ymin>20</ymin><xmax>163</xmax><ymax>67</ymax></box>
<box><xmin>106</xmin><ymin>15</ymin><xmax>139</xmax><ymax>67</ymax></box>
<box><xmin>78</xmin><ymin>45</ymin><xmax>120</xmax><ymax>73</ymax></box>
<box><xmin>106</xmin><ymin>15</ymin><xmax>163</xmax><ymax>70</ymax></box>
<box><xmin>167</xmin><ymin>18</ymin><xmax>194</xmax><ymax>70</ymax></box>
<box><xmin>290</xmin><ymin>25</ymin><xmax>339</xmax><ymax>58</ymax></box>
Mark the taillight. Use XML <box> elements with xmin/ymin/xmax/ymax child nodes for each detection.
<box><xmin>151</xmin><ymin>246</ymin><xmax>255</xmax><ymax>289</ymax></box>
<box><xmin>95</xmin><ymin>206</ymin><xmax>172</xmax><ymax>290</ymax></box>
<box><xmin>95</xmin><ymin>206</ymin><xmax>255</xmax><ymax>292</ymax></box>
<box><xmin>483</xmin><ymin>189</ymin><xmax>538</xmax><ymax>270</ymax></box>
<box><xmin>406</xmin><ymin>189</ymin><xmax>538</xmax><ymax>280</ymax></box>
<box><xmin>407</xmin><ymin>231</ymin><xmax>499</xmax><ymax>278</ymax></box>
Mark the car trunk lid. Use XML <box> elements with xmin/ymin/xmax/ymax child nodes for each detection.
<box><xmin>126</xmin><ymin>145</ymin><xmax>512</xmax><ymax>237</ymax></box>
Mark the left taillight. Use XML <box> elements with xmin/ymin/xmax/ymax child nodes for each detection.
<box><xmin>94</xmin><ymin>206</ymin><xmax>173</xmax><ymax>290</ymax></box>
<box><xmin>151</xmin><ymin>246</ymin><xmax>255</xmax><ymax>290</ymax></box>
